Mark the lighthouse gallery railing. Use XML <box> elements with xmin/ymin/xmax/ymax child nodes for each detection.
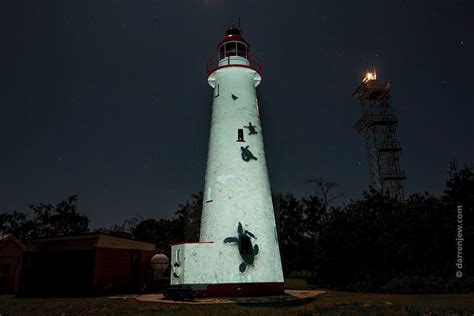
<box><xmin>207</xmin><ymin>53</ymin><xmax>262</xmax><ymax>76</ymax></box>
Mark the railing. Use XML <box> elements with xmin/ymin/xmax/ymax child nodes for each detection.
<box><xmin>378</xmin><ymin>141</ymin><xmax>402</xmax><ymax>152</ymax></box>
<box><xmin>355</xmin><ymin>112</ymin><xmax>398</xmax><ymax>132</ymax></box>
<box><xmin>220</xmin><ymin>50</ymin><xmax>249</xmax><ymax>59</ymax></box>
<box><xmin>382</xmin><ymin>170</ymin><xmax>407</xmax><ymax>180</ymax></box>
<box><xmin>354</xmin><ymin>81</ymin><xmax>392</xmax><ymax>101</ymax></box>
<box><xmin>207</xmin><ymin>53</ymin><xmax>262</xmax><ymax>76</ymax></box>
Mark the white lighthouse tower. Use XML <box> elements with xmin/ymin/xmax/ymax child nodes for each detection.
<box><xmin>170</xmin><ymin>27</ymin><xmax>284</xmax><ymax>297</ymax></box>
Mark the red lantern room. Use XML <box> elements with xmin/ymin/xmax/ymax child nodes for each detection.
<box><xmin>218</xmin><ymin>27</ymin><xmax>249</xmax><ymax>59</ymax></box>
<box><xmin>207</xmin><ymin>27</ymin><xmax>262</xmax><ymax>76</ymax></box>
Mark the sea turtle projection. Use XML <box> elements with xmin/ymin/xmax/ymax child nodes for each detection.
<box><xmin>224</xmin><ymin>222</ymin><xmax>259</xmax><ymax>273</ymax></box>
<box><xmin>244</xmin><ymin>122</ymin><xmax>258</xmax><ymax>135</ymax></box>
<box><xmin>241</xmin><ymin>146</ymin><xmax>258</xmax><ymax>162</ymax></box>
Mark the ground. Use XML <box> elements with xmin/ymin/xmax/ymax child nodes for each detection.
<box><xmin>1</xmin><ymin>280</ymin><xmax>473</xmax><ymax>316</ymax></box>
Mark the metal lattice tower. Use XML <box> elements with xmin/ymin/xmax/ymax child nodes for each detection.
<box><xmin>353</xmin><ymin>70</ymin><xmax>406</xmax><ymax>199</ymax></box>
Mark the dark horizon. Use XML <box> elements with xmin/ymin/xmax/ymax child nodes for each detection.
<box><xmin>1</xmin><ymin>0</ymin><xmax>472</xmax><ymax>228</ymax></box>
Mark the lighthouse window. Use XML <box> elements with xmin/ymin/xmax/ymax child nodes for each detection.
<box><xmin>237</xmin><ymin>129</ymin><xmax>244</xmax><ymax>142</ymax></box>
<box><xmin>220</xmin><ymin>42</ymin><xmax>248</xmax><ymax>58</ymax></box>
<box><xmin>225</xmin><ymin>42</ymin><xmax>237</xmax><ymax>57</ymax></box>
<box><xmin>219</xmin><ymin>45</ymin><xmax>225</xmax><ymax>60</ymax></box>
<box><xmin>237</xmin><ymin>42</ymin><xmax>247</xmax><ymax>58</ymax></box>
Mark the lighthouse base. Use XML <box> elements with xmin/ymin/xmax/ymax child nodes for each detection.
<box><xmin>165</xmin><ymin>282</ymin><xmax>284</xmax><ymax>299</ymax></box>
<box><xmin>170</xmin><ymin>242</ymin><xmax>285</xmax><ymax>298</ymax></box>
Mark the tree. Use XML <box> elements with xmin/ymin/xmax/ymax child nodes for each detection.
<box><xmin>273</xmin><ymin>193</ymin><xmax>305</xmax><ymax>274</ymax></box>
<box><xmin>133</xmin><ymin>218</ymin><xmax>182</xmax><ymax>254</ymax></box>
<box><xmin>0</xmin><ymin>210</ymin><xmax>36</xmax><ymax>241</ymax></box>
<box><xmin>96</xmin><ymin>217</ymin><xmax>141</xmax><ymax>235</ymax></box>
<box><xmin>174</xmin><ymin>192</ymin><xmax>203</xmax><ymax>242</ymax></box>
<box><xmin>443</xmin><ymin>162</ymin><xmax>474</xmax><ymax>288</ymax></box>
<box><xmin>444</xmin><ymin>161</ymin><xmax>474</xmax><ymax>209</ymax></box>
<box><xmin>29</xmin><ymin>195</ymin><xmax>89</xmax><ymax>238</ymax></box>
<box><xmin>130</xmin><ymin>192</ymin><xmax>203</xmax><ymax>253</ymax></box>
<box><xmin>317</xmin><ymin>189</ymin><xmax>410</xmax><ymax>290</ymax></box>
<box><xmin>0</xmin><ymin>195</ymin><xmax>89</xmax><ymax>240</ymax></box>
<box><xmin>306</xmin><ymin>177</ymin><xmax>342</xmax><ymax>211</ymax></box>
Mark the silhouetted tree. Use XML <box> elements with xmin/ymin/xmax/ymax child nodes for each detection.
<box><xmin>311</xmin><ymin>162</ymin><xmax>474</xmax><ymax>293</ymax></box>
<box><xmin>306</xmin><ymin>177</ymin><xmax>342</xmax><ymax>211</ymax></box>
<box><xmin>175</xmin><ymin>192</ymin><xmax>203</xmax><ymax>242</ymax></box>
<box><xmin>96</xmin><ymin>217</ymin><xmax>141</xmax><ymax>236</ymax></box>
<box><xmin>273</xmin><ymin>193</ymin><xmax>305</xmax><ymax>274</ymax></box>
<box><xmin>133</xmin><ymin>218</ymin><xmax>183</xmax><ymax>254</ymax></box>
<box><xmin>0</xmin><ymin>210</ymin><xmax>36</xmax><ymax>241</ymax></box>
<box><xmin>443</xmin><ymin>162</ymin><xmax>474</xmax><ymax>288</ymax></box>
<box><xmin>29</xmin><ymin>195</ymin><xmax>89</xmax><ymax>238</ymax></box>
<box><xmin>0</xmin><ymin>195</ymin><xmax>89</xmax><ymax>240</ymax></box>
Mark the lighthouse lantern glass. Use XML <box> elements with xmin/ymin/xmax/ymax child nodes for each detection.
<box><xmin>237</xmin><ymin>43</ymin><xmax>247</xmax><ymax>58</ymax></box>
<box><xmin>226</xmin><ymin>42</ymin><xmax>237</xmax><ymax>56</ymax></box>
<box><xmin>219</xmin><ymin>41</ymin><xmax>248</xmax><ymax>60</ymax></box>
<box><xmin>219</xmin><ymin>45</ymin><xmax>225</xmax><ymax>59</ymax></box>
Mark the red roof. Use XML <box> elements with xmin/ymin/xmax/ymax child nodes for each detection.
<box><xmin>217</xmin><ymin>27</ymin><xmax>250</xmax><ymax>49</ymax></box>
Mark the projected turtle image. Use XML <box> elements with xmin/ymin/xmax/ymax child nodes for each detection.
<box><xmin>244</xmin><ymin>122</ymin><xmax>258</xmax><ymax>135</ymax></box>
<box><xmin>224</xmin><ymin>222</ymin><xmax>259</xmax><ymax>273</ymax></box>
<box><xmin>241</xmin><ymin>146</ymin><xmax>258</xmax><ymax>162</ymax></box>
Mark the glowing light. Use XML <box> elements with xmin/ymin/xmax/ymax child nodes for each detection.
<box><xmin>363</xmin><ymin>68</ymin><xmax>377</xmax><ymax>83</ymax></box>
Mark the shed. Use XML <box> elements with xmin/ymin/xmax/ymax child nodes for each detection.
<box><xmin>18</xmin><ymin>233</ymin><xmax>155</xmax><ymax>297</ymax></box>
<box><xmin>0</xmin><ymin>234</ymin><xmax>25</xmax><ymax>293</ymax></box>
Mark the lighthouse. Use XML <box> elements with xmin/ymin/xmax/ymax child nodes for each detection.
<box><xmin>169</xmin><ymin>27</ymin><xmax>284</xmax><ymax>297</ymax></box>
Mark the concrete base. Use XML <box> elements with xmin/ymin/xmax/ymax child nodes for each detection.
<box><xmin>167</xmin><ymin>282</ymin><xmax>284</xmax><ymax>298</ymax></box>
<box><xmin>171</xmin><ymin>242</ymin><xmax>284</xmax><ymax>287</ymax></box>
<box><xmin>135</xmin><ymin>290</ymin><xmax>326</xmax><ymax>305</ymax></box>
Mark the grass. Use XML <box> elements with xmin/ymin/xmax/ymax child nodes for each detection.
<box><xmin>1</xmin><ymin>280</ymin><xmax>474</xmax><ymax>316</ymax></box>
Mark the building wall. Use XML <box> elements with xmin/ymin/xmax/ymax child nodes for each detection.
<box><xmin>93</xmin><ymin>247</ymin><xmax>131</xmax><ymax>293</ymax></box>
<box><xmin>138</xmin><ymin>250</ymin><xmax>155</xmax><ymax>289</ymax></box>
<box><xmin>18</xmin><ymin>235</ymin><xmax>156</xmax><ymax>297</ymax></box>
<box><xmin>93</xmin><ymin>247</ymin><xmax>154</xmax><ymax>294</ymax></box>
<box><xmin>0</xmin><ymin>240</ymin><xmax>24</xmax><ymax>293</ymax></box>
<box><xmin>18</xmin><ymin>250</ymin><xmax>96</xmax><ymax>297</ymax></box>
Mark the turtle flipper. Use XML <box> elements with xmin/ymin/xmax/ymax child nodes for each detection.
<box><xmin>254</xmin><ymin>244</ymin><xmax>259</xmax><ymax>256</ymax></box>
<box><xmin>224</xmin><ymin>237</ymin><xmax>239</xmax><ymax>243</ymax></box>
<box><xmin>239</xmin><ymin>262</ymin><xmax>247</xmax><ymax>273</ymax></box>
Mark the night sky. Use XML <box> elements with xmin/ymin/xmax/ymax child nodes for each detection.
<box><xmin>1</xmin><ymin>0</ymin><xmax>472</xmax><ymax>228</ymax></box>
